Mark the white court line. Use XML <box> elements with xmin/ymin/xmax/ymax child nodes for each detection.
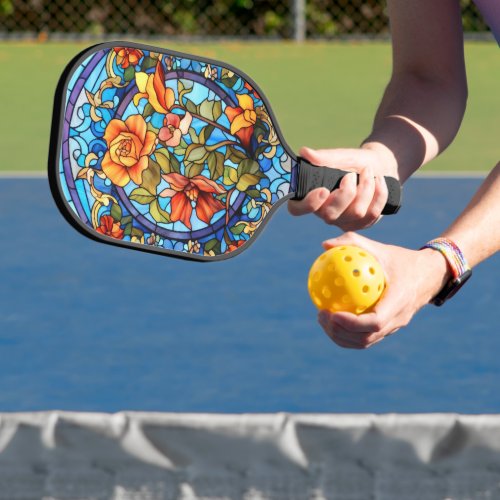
<box><xmin>0</xmin><ymin>170</ymin><xmax>489</xmax><ymax>179</ymax></box>
<box><xmin>0</xmin><ymin>171</ymin><xmax>48</xmax><ymax>178</ymax></box>
<box><xmin>414</xmin><ymin>170</ymin><xmax>487</xmax><ymax>178</ymax></box>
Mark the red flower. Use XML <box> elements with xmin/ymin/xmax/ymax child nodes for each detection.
<box><xmin>160</xmin><ymin>173</ymin><xmax>225</xmax><ymax>229</ymax></box>
<box><xmin>158</xmin><ymin>112</ymin><xmax>192</xmax><ymax>146</ymax></box>
<box><xmin>96</xmin><ymin>215</ymin><xmax>124</xmax><ymax>239</ymax></box>
<box><xmin>114</xmin><ymin>47</ymin><xmax>144</xmax><ymax>69</ymax></box>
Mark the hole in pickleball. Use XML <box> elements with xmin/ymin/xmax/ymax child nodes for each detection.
<box><xmin>356</xmin><ymin>306</ymin><xmax>365</xmax><ymax>314</ymax></box>
<box><xmin>313</xmin><ymin>272</ymin><xmax>321</xmax><ymax>282</ymax></box>
<box><xmin>362</xmin><ymin>285</ymin><xmax>369</xmax><ymax>293</ymax></box>
<box><xmin>359</xmin><ymin>251</ymin><xmax>366</xmax><ymax>257</ymax></box>
<box><xmin>352</xmin><ymin>269</ymin><xmax>360</xmax><ymax>277</ymax></box>
<box><xmin>378</xmin><ymin>284</ymin><xmax>382</xmax><ymax>291</ymax></box>
<box><xmin>369</xmin><ymin>267</ymin><xmax>375</xmax><ymax>275</ymax></box>
<box><xmin>344</xmin><ymin>256</ymin><xmax>352</xmax><ymax>262</ymax></box>
<box><xmin>327</xmin><ymin>264</ymin><xmax>335</xmax><ymax>272</ymax></box>
<box><xmin>322</xmin><ymin>286</ymin><xmax>332</xmax><ymax>299</ymax></box>
<box><xmin>334</xmin><ymin>277</ymin><xmax>344</xmax><ymax>286</ymax></box>
<box><xmin>342</xmin><ymin>295</ymin><xmax>351</xmax><ymax>304</ymax></box>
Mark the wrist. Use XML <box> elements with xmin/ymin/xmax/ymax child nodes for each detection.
<box><xmin>417</xmin><ymin>248</ymin><xmax>453</xmax><ymax>303</ymax></box>
<box><xmin>361</xmin><ymin>141</ymin><xmax>399</xmax><ymax>178</ymax></box>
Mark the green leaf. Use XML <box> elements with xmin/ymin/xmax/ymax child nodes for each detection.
<box><xmin>185</xmin><ymin>99</ymin><xmax>197</xmax><ymax>114</ymax></box>
<box><xmin>141</xmin><ymin>158</ymin><xmax>161</xmax><ymax>194</ymax></box>
<box><xmin>223</xmin><ymin>166</ymin><xmax>238</xmax><ymax>186</ymax></box>
<box><xmin>131</xmin><ymin>227</ymin><xmax>144</xmax><ymax>238</ymax></box>
<box><xmin>204</xmin><ymin>238</ymin><xmax>221</xmax><ymax>253</ymax></box>
<box><xmin>170</xmin><ymin>154</ymin><xmax>181</xmax><ymax>173</ymax></box>
<box><xmin>221</xmin><ymin>69</ymin><xmax>238</xmax><ymax>88</ymax></box>
<box><xmin>123</xmin><ymin>66</ymin><xmax>135</xmax><ymax>82</ymax></box>
<box><xmin>230</xmin><ymin>223</ymin><xmax>246</xmax><ymax>236</ymax></box>
<box><xmin>110</xmin><ymin>202</ymin><xmax>122</xmax><ymax>222</ymax></box>
<box><xmin>199</xmin><ymin>124</ymin><xmax>215</xmax><ymax>145</ymax></box>
<box><xmin>188</xmin><ymin>127</ymin><xmax>199</xmax><ymax>144</ymax></box>
<box><xmin>246</xmin><ymin>189</ymin><xmax>261</xmax><ymax>199</ymax></box>
<box><xmin>130</xmin><ymin>187</ymin><xmax>156</xmax><ymax>204</ymax></box>
<box><xmin>143</xmin><ymin>103</ymin><xmax>155</xmax><ymax>118</ymax></box>
<box><xmin>149</xmin><ymin>199</ymin><xmax>171</xmax><ymax>223</ymax></box>
<box><xmin>121</xmin><ymin>215</ymin><xmax>133</xmax><ymax>225</ymax></box>
<box><xmin>185</xmin><ymin>144</ymin><xmax>208</xmax><ymax>164</ymax></box>
<box><xmin>213</xmin><ymin>100</ymin><xmax>222</xmax><ymax>121</ymax></box>
<box><xmin>185</xmin><ymin>163</ymin><xmax>204</xmax><ymax>178</ymax></box>
<box><xmin>238</xmin><ymin>159</ymin><xmax>261</xmax><ymax>176</ymax></box>
<box><xmin>207</xmin><ymin>151</ymin><xmax>224</xmax><ymax>180</ymax></box>
<box><xmin>236</xmin><ymin>173</ymin><xmax>261</xmax><ymax>192</ymax></box>
<box><xmin>199</xmin><ymin>99</ymin><xmax>214</xmax><ymax>121</ymax></box>
<box><xmin>225</xmin><ymin>146</ymin><xmax>248</xmax><ymax>164</ymax></box>
<box><xmin>154</xmin><ymin>149</ymin><xmax>171</xmax><ymax>173</ymax></box>
<box><xmin>123</xmin><ymin>223</ymin><xmax>132</xmax><ymax>236</ymax></box>
<box><xmin>141</xmin><ymin>56</ymin><xmax>157</xmax><ymax>71</ymax></box>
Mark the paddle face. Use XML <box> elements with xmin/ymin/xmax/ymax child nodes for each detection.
<box><xmin>49</xmin><ymin>42</ymin><xmax>295</xmax><ymax>261</ymax></box>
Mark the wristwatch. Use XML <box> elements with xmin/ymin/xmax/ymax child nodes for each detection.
<box><xmin>421</xmin><ymin>238</ymin><xmax>472</xmax><ymax>306</ymax></box>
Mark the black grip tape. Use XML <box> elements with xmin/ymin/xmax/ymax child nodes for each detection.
<box><xmin>293</xmin><ymin>157</ymin><xmax>402</xmax><ymax>215</ymax></box>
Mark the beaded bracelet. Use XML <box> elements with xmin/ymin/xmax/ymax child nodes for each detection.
<box><xmin>420</xmin><ymin>238</ymin><xmax>472</xmax><ymax>306</ymax></box>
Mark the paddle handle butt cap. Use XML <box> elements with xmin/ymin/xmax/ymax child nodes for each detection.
<box><xmin>293</xmin><ymin>157</ymin><xmax>402</xmax><ymax>215</ymax></box>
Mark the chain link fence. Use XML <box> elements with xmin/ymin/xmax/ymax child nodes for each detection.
<box><xmin>0</xmin><ymin>0</ymin><xmax>491</xmax><ymax>39</ymax></box>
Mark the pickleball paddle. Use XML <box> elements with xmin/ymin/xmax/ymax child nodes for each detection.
<box><xmin>48</xmin><ymin>41</ymin><xmax>401</xmax><ymax>261</ymax></box>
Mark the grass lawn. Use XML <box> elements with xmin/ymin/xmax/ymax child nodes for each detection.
<box><xmin>0</xmin><ymin>40</ymin><xmax>497</xmax><ymax>172</ymax></box>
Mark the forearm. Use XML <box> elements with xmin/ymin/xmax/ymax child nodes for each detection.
<box><xmin>417</xmin><ymin>162</ymin><xmax>500</xmax><ymax>303</ymax></box>
<box><xmin>360</xmin><ymin>0</ymin><xmax>467</xmax><ymax>183</ymax></box>
<box><xmin>362</xmin><ymin>73</ymin><xmax>467</xmax><ymax>182</ymax></box>
<box><xmin>441</xmin><ymin>162</ymin><xmax>500</xmax><ymax>267</ymax></box>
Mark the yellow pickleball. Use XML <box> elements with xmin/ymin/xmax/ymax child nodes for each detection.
<box><xmin>308</xmin><ymin>245</ymin><xmax>385</xmax><ymax>314</ymax></box>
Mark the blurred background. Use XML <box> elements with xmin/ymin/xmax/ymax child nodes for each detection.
<box><xmin>0</xmin><ymin>0</ymin><xmax>492</xmax><ymax>40</ymax></box>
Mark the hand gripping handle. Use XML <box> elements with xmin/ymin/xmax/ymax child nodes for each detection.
<box><xmin>293</xmin><ymin>157</ymin><xmax>402</xmax><ymax>215</ymax></box>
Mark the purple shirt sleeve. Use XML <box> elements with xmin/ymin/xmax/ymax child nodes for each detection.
<box><xmin>473</xmin><ymin>0</ymin><xmax>500</xmax><ymax>45</ymax></box>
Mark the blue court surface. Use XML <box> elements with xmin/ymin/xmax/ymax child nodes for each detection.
<box><xmin>0</xmin><ymin>176</ymin><xmax>498</xmax><ymax>413</ymax></box>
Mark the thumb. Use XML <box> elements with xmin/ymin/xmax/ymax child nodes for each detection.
<box><xmin>299</xmin><ymin>147</ymin><xmax>365</xmax><ymax>170</ymax></box>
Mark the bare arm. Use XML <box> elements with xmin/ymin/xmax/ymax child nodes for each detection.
<box><xmin>363</xmin><ymin>0</ymin><xmax>468</xmax><ymax>181</ymax></box>
<box><xmin>289</xmin><ymin>0</ymin><xmax>469</xmax><ymax>228</ymax></box>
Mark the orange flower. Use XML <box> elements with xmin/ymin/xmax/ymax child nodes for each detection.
<box><xmin>96</xmin><ymin>215</ymin><xmax>124</xmax><ymax>239</ymax></box>
<box><xmin>114</xmin><ymin>47</ymin><xmax>144</xmax><ymax>69</ymax></box>
<box><xmin>226</xmin><ymin>240</ymin><xmax>245</xmax><ymax>253</ymax></box>
<box><xmin>102</xmin><ymin>114</ymin><xmax>156</xmax><ymax>187</ymax></box>
<box><xmin>134</xmin><ymin>61</ymin><xmax>175</xmax><ymax>114</ymax></box>
<box><xmin>160</xmin><ymin>173</ymin><xmax>225</xmax><ymax>229</ymax></box>
<box><xmin>224</xmin><ymin>94</ymin><xmax>256</xmax><ymax>148</ymax></box>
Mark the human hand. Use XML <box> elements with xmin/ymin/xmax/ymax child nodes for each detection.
<box><xmin>288</xmin><ymin>145</ymin><xmax>399</xmax><ymax>231</ymax></box>
<box><xmin>316</xmin><ymin>232</ymin><xmax>451</xmax><ymax>349</ymax></box>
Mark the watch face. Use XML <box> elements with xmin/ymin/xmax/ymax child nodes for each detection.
<box><xmin>432</xmin><ymin>269</ymin><xmax>472</xmax><ymax>306</ymax></box>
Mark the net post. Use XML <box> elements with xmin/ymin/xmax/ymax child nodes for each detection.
<box><xmin>293</xmin><ymin>0</ymin><xmax>306</xmax><ymax>42</ymax></box>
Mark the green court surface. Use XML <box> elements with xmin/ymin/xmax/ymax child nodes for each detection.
<box><xmin>0</xmin><ymin>40</ymin><xmax>497</xmax><ymax>173</ymax></box>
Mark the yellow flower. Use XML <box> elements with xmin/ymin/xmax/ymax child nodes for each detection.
<box><xmin>224</xmin><ymin>94</ymin><xmax>257</xmax><ymax>148</ymax></box>
<box><xmin>134</xmin><ymin>61</ymin><xmax>175</xmax><ymax>114</ymax></box>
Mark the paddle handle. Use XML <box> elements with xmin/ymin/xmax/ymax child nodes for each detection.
<box><xmin>293</xmin><ymin>157</ymin><xmax>402</xmax><ymax>215</ymax></box>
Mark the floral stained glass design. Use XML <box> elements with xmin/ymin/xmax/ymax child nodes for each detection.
<box><xmin>56</xmin><ymin>43</ymin><xmax>293</xmax><ymax>259</ymax></box>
